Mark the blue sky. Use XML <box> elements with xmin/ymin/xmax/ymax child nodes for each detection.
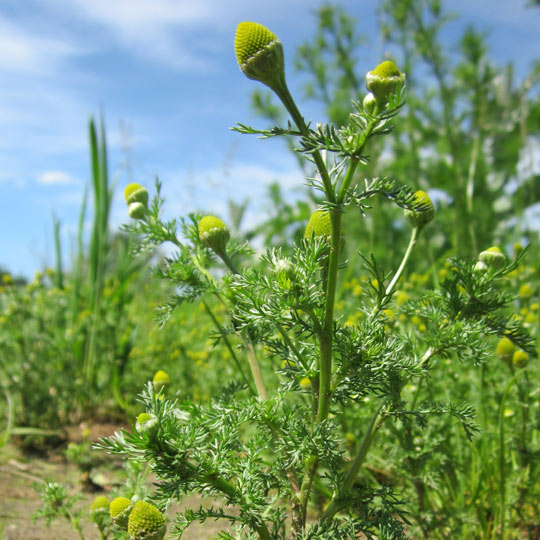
<box><xmin>1</xmin><ymin>0</ymin><xmax>539</xmax><ymax>278</ymax></box>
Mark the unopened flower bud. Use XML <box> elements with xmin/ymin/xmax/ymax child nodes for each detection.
<box><xmin>90</xmin><ymin>495</ymin><xmax>109</xmax><ymax>515</ymax></box>
<box><xmin>474</xmin><ymin>261</ymin><xmax>488</xmax><ymax>274</ymax></box>
<box><xmin>127</xmin><ymin>501</ymin><xmax>166</xmax><ymax>540</ymax></box>
<box><xmin>513</xmin><ymin>350</ymin><xmax>529</xmax><ymax>369</ymax></box>
<box><xmin>365</xmin><ymin>60</ymin><xmax>405</xmax><ymax>106</ymax></box>
<box><xmin>235</xmin><ymin>22</ymin><xmax>285</xmax><ymax>91</ymax></box>
<box><xmin>124</xmin><ymin>183</ymin><xmax>149</xmax><ymax>206</ymax></box>
<box><xmin>152</xmin><ymin>370</ymin><xmax>170</xmax><ymax>393</ymax></box>
<box><xmin>363</xmin><ymin>92</ymin><xmax>377</xmax><ymax>115</ymax></box>
<box><xmin>519</xmin><ymin>284</ymin><xmax>534</xmax><ymax>301</ymax></box>
<box><xmin>304</xmin><ymin>211</ymin><xmax>332</xmax><ymax>241</ymax></box>
<box><xmin>135</xmin><ymin>413</ymin><xmax>158</xmax><ymax>437</ymax></box>
<box><xmin>198</xmin><ymin>216</ymin><xmax>230</xmax><ymax>254</ymax></box>
<box><xmin>110</xmin><ymin>497</ymin><xmax>133</xmax><ymax>529</ymax></box>
<box><xmin>404</xmin><ymin>190</ymin><xmax>435</xmax><ymax>229</ymax></box>
<box><xmin>495</xmin><ymin>337</ymin><xmax>514</xmax><ymax>365</ymax></box>
<box><xmin>128</xmin><ymin>202</ymin><xmax>147</xmax><ymax>220</ymax></box>
<box><xmin>479</xmin><ymin>247</ymin><xmax>506</xmax><ymax>269</ymax></box>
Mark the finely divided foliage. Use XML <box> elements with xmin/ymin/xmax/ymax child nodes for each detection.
<box><xmin>96</xmin><ymin>15</ymin><xmax>537</xmax><ymax>540</ymax></box>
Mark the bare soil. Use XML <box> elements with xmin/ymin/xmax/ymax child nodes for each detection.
<box><xmin>0</xmin><ymin>423</ymin><xmax>226</xmax><ymax>540</ymax></box>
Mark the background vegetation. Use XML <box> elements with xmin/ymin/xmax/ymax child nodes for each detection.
<box><xmin>1</xmin><ymin>1</ymin><xmax>539</xmax><ymax>538</ymax></box>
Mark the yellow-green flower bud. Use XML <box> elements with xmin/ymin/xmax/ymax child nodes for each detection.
<box><xmin>513</xmin><ymin>350</ymin><xmax>529</xmax><ymax>369</ymax></box>
<box><xmin>363</xmin><ymin>92</ymin><xmax>377</xmax><ymax>115</ymax></box>
<box><xmin>124</xmin><ymin>183</ymin><xmax>149</xmax><ymax>206</ymax></box>
<box><xmin>110</xmin><ymin>497</ymin><xmax>133</xmax><ymax>529</ymax></box>
<box><xmin>198</xmin><ymin>215</ymin><xmax>230</xmax><ymax>254</ymax></box>
<box><xmin>128</xmin><ymin>202</ymin><xmax>147</xmax><ymax>220</ymax></box>
<box><xmin>479</xmin><ymin>247</ymin><xmax>506</xmax><ymax>269</ymax></box>
<box><xmin>404</xmin><ymin>190</ymin><xmax>435</xmax><ymax>229</ymax></box>
<box><xmin>495</xmin><ymin>337</ymin><xmax>514</xmax><ymax>364</ymax></box>
<box><xmin>135</xmin><ymin>413</ymin><xmax>158</xmax><ymax>437</ymax></box>
<box><xmin>235</xmin><ymin>22</ymin><xmax>285</xmax><ymax>91</ymax></box>
<box><xmin>473</xmin><ymin>261</ymin><xmax>488</xmax><ymax>274</ymax></box>
<box><xmin>90</xmin><ymin>495</ymin><xmax>109</xmax><ymax>514</ymax></box>
<box><xmin>127</xmin><ymin>501</ymin><xmax>166</xmax><ymax>540</ymax></box>
<box><xmin>152</xmin><ymin>370</ymin><xmax>170</xmax><ymax>392</ymax></box>
<box><xmin>299</xmin><ymin>377</ymin><xmax>312</xmax><ymax>390</ymax></box>
<box><xmin>365</xmin><ymin>60</ymin><xmax>405</xmax><ymax>105</ymax></box>
<box><xmin>304</xmin><ymin>211</ymin><xmax>332</xmax><ymax>240</ymax></box>
<box><xmin>519</xmin><ymin>283</ymin><xmax>534</xmax><ymax>301</ymax></box>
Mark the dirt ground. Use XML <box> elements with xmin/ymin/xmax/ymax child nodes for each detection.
<box><xmin>0</xmin><ymin>424</ymin><xmax>227</xmax><ymax>540</ymax></box>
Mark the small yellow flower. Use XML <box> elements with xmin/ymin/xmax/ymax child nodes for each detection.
<box><xmin>299</xmin><ymin>377</ymin><xmax>312</xmax><ymax>390</ymax></box>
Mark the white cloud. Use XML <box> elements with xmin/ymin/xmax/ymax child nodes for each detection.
<box><xmin>37</xmin><ymin>170</ymin><xmax>80</xmax><ymax>185</ymax></box>
<box><xmin>0</xmin><ymin>14</ymin><xmax>82</xmax><ymax>75</ymax></box>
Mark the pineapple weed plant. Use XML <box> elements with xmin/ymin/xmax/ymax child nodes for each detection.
<box><xmin>70</xmin><ymin>21</ymin><xmax>538</xmax><ymax>540</ymax></box>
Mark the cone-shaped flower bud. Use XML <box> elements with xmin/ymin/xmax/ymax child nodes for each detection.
<box><xmin>128</xmin><ymin>202</ymin><xmax>147</xmax><ymax>220</ymax></box>
<box><xmin>110</xmin><ymin>497</ymin><xmax>133</xmax><ymax>529</ymax></box>
<box><xmin>127</xmin><ymin>501</ymin><xmax>166</xmax><ymax>540</ymax></box>
<box><xmin>479</xmin><ymin>247</ymin><xmax>506</xmax><ymax>269</ymax></box>
<box><xmin>198</xmin><ymin>216</ymin><xmax>230</xmax><ymax>254</ymax></box>
<box><xmin>235</xmin><ymin>22</ymin><xmax>285</xmax><ymax>91</ymax></box>
<box><xmin>365</xmin><ymin>60</ymin><xmax>405</xmax><ymax>105</ymax></box>
<box><xmin>513</xmin><ymin>349</ymin><xmax>529</xmax><ymax>368</ymax></box>
<box><xmin>404</xmin><ymin>190</ymin><xmax>435</xmax><ymax>229</ymax></box>
<box><xmin>152</xmin><ymin>370</ymin><xmax>170</xmax><ymax>392</ymax></box>
<box><xmin>304</xmin><ymin>211</ymin><xmax>332</xmax><ymax>240</ymax></box>
<box><xmin>124</xmin><ymin>183</ymin><xmax>149</xmax><ymax>206</ymax></box>
<box><xmin>495</xmin><ymin>337</ymin><xmax>515</xmax><ymax>365</ymax></box>
<box><xmin>90</xmin><ymin>495</ymin><xmax>109</xmax><ymax>514</ymax></box>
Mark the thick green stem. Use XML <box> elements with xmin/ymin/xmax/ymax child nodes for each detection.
<box><xmin>243</xmin><ymin>337</ymin><xmax>269</xmax><ymax>400</ymax></box>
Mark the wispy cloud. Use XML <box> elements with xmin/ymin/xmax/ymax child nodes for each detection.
<box><xmin>37</xmin><ymin>170</ymin><xmax>80</xmax><ymax>185</ymax></box>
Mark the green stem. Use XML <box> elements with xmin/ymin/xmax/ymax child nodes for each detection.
<box><xmin>273</xmin><ymin>84</ymin><xmax>335</xmax><ymax>202</ymax></box>
<box><xmin>243</xmin><ymin>336</ymin><xmax>268</xmax><ymax>400</ymax></box>
<box><xmin>385</xmin><ymin>226</ymin><xmax>419</xmax><ymax>298</ymax></box>
<box><xmin>320</xmin><ymin>400</ymin><xmax>387</xmax><ymax>522</ymax></box>
<box><xmin>202</xmin><ymin>299</ymin><xmax>254</xmax><ymax>394</ymax></box>
<box><xmin>498</xmin><ymin>372</ymin><xmax>521</xmax><ymax>540</ymax></box>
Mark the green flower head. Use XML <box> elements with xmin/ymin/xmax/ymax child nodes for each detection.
<box><xmin>110</xmin><ymin>496</ymin><xmax>133</xmax><ymax>529</ymax></box>
<box><xmin>135</xmin><ymin>413</ymin><xmax>158</xmax><ymax>437</ymax></box>
<box><xmin>127</xmin><ymin>501</ymin><xmax>166</xmax><ymax>540</ymax></box>
<box><xmin>304</xmin><ymin>211</ymin><xmax>332</xmax><ymax>240</ymax></box>
<box><xmin>365</xmin><ymin>60</ymin><xmax>405</xmax><ymax>105</ymax></box>
<box><xmin>152</xmin><ymin>370</ymin><xmax>170</xmax><ymax>392</ymax></box>
<box><xmin>198</xmin><ymin>215</ymin><xmax>230</xmax><ymax>254</ymax></box>
<box><xmin>128</xmin><ymin>202</ymin><xmax>147</xmax><ymax>220</ymax></box>
<box><xmin>124</xmin><ymin>183</ymin><xmax>149</xmax><ymax>206</ymax></box>
<box><xmin>495</xmin><ymin>337</ymin><xmax>515</xmax><ymax>364</ymax></box>
<box><xmin>235</xmin><ymin>22</ymin><xmax>285</xmax><ymax>90</ymax></box>
<box><xmin>404</xmin><ymin>190</ymin><xmax>435</xmax><ymax>229</ymax></box>
<box><xmin>90</xmin><ymin>495</ymin><xmax>109</xmax><ymax>514</ymax></box>
<box><xmin>513</xmin><ymin>350</ymin><xmax>529</xmax><ymax>369</ymax></box>
<box><xmin>479</xmin><ymin>246</ymin><xmax>506</xmax><ymax>269</ymax></box>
